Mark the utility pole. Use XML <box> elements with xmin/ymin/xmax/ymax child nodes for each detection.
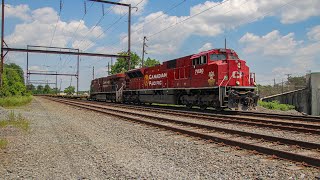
<box><xmin>225</xmin><ymin>37</ymin><xmax>227</xmax><ymax>49</ymax></box>
<box><xmin>107</xmin><ymin>62</ymin><xmax>110</xmax><ymax>75</ymax></box>
<box><xmin>76</xmin><ymin>51</ymin><xmax>79</xmax><ymax>95</ymax></box>
<box><xmin>55</xmin><ymin>71</ymin><xmax>58</xmax><ymax>94</ymax></box>
<box><xmin>141</xmin><ymin>36</ymin><xmax>148</xmax><ymax>67</ymax></box>
<box><xmin>282</xmin><ymin>79</ymin><xmax>284</xmax><ymax>93</ymax></box>
<box><xmin>59</xmin><ymin>79</ymin><xmax>62</xmax><ymax>92</ymax></box>
<box><xmin>285</xmin><ymin>73</ymin><xmax>291</xmax><ymax>80</ymax></box>
<box><xmin>127</xmin><ymin>3</ymin><xmax>132</xmax><ymax>70</ymax></box>
<box><xmin>0</xmin><ymin>0</ymin><xmax>5</xmax><ymax>86</ymax></box>
<box><xmin>92</xmin><ymin>66</ymin><xmax>95</xmax><ymax>80</ymax></box>
<box><xmin>273</xmin><ymin>78</ymin><xmax>276</xmax><ymax>87</ymax></box>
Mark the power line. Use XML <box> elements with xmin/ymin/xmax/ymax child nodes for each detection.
<box><xmin>82</xmin><ymin>12</ymin><xmax>129</xmax><ymax>52</ymax></box>
<box><xmin>134</xmin><ymin>0</ymin><xmax>186</xmax><ymax>34</ymax></box>
<box><xmin>60</xmin><ymin>0</ymin><xmax>123</xmax><ymax>71</ymax></box>
<box><xmin>68</xmin><ymin>1</ymin><xmax>95</xmax><ymax>46</ymax></box>
<box><xmin>104</xmin><ymin>0</ymin><xmax>186</xmax><ymax>50</ymax></box>
<box><xmin>73</xmin><ymin>0</ymin><xmax>122</xmax><ymax>50</ymax></box>
<box><xmin>83</xmin><ymin>0</ymin><xmax>144</xmax><ymax>52</ymax></box>
<box><xmin>147</xmin><ymin>0</ymin><xmax>231</xmax><ymax>38</ymax></box>
<box><xmin>49</xmin><ymin>0</ymin><xmax>64</xmax><ymax>47</ymax></box>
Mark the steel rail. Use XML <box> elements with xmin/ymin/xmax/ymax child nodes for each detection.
<box><xmin>48</xmin><ymin>97</ymin><xmax>320</xmax><ymax>150</ymax></box>
<box><xmin>58</xmin><ymin>97</ymin><xmax>320</xmax><ymax>135</ymax></box>
<box><xmin>45</xmin><ymin>97</ymin><xmax>320</xmax><ymax>168</ymax></box>
<box><xmin>100</xmin><ymin>102</ymin><xmax>320</xmax><ymax>130</ymax></box>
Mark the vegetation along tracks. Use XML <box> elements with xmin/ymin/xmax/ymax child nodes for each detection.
<box><xmin>45</xmin><ymin>97</ymin><xmax>320</xmax><ymax>167</ymax></box>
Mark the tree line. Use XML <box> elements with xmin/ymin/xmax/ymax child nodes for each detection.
<box><xmin>0</xmin><ymin>63</ymin><xmax>29</xmax><ymax>97</ymax></box>
<box><xmin>0</xmin><ymin>51</ymin><xmax>160</xmax><ymax>97</ymax></box>
<box><xmin>257</xmin><ymin>76</ymin><xmax>307</xmax><ymax>98</ymax></box>
<box><xmin>110</xmin><ymin>52</ymin><xmax>160</xmax><ymax>74</ymax></box>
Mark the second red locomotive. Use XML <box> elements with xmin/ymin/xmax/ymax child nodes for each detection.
<box><xmin>90</xmin><ymin>48</ymin><xmax>258</xmax><ymax>110</ymax></box>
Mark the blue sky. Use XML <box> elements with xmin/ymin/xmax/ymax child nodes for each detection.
<box><xmin>1</xmin><ymin>0</ymin><xmax>320</xmax><ymax>90</ymax></box>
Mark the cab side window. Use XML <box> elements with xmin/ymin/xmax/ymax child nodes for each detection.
<box><xmin>192</xmin><ymin>55</ymin><xmax>207</xmax><ymax>66</ymax></box>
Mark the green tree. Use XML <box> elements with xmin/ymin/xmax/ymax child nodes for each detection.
<box><xmin>27</xmin><ymin>84</ymin><xmax>36</xmax><ymax>92</ymax></box>
<box><xmin>144</xmin><ymin>57</ymin><xmax>160</xmax><ymax>67</ymax></box>
<box><xmin>43</xmin><ymin>84</ymin><xmax>52</xmax><ymax>94</ymax></box>
<box><xmin>0</xmin><ymin>63</ymin><xmax>27</xmax><ymax>97</ymax></box>
<box><xmin>111</xmin><ymin>52</ymin><xmax>141</xmax><ymax>74</ymax></box>
<box><xmin>287</xmin><ymin>76</ymin><xmax>306</xmax><ymax>88</ymax></box>
<box><xmin>52</xmin><ymin>87</ymin><xmax>59</xmax><ymax>94</ymax></box>
<box><xmin>36</xmin><ymin>85</ymin><xmax>44</xmax><ymax>94</ymax></box>
<box><xmin>64</xmin><ymin>86</ymin><xmax>75</xmax><ymax>95</ymax></box>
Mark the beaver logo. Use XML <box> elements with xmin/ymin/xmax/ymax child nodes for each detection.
<box><xmin>208</xmin><ymin>71</ymin><xmax>216</xmax><ymax>86</ymax></box>
<box><xmin>144</xmin><ymin>74</ymin><xmax>149</xmax><ymax>87</ymax></box>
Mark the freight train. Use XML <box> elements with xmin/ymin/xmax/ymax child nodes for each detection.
<box><xmin>90</xmin><ymin>48</ymin><xmax>258</xmax><ymax>110</ymax></box>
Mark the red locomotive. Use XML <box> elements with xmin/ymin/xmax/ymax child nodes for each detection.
<box><xmin>90</xmin><ymin>48</ymin><xmax>258</xmax><ymax>110</ymax></box>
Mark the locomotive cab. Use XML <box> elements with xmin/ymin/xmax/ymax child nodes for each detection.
<box><xmin>189</xmin><ymin>48</ymin><xmax>258</xmax><ymax>110</ymax></box>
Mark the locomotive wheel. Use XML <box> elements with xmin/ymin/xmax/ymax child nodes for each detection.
<box><xmin>200</xmin><ymin>105</ymin><xmax>207</xmax><ymax>110</ymax></box>
<box><xmin>186</xmin><ymin>104</ymin><xmax>193</xmax><ymax>109</ymax></box>
<box><xmin>216</xmin><ymin>107</ymin><xmax>224</xmax><ymax>111</ymax></box>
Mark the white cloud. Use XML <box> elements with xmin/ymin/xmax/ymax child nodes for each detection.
<box><xmin>72</xmin><ymin>40</ymin><xmax>95</xmax><ymax>50</ymax></box>
<box><xmin>279</xmin><ymin>0</ymin><xmax>320</xmax><ymax>24</ymax></box>
<box><xmin>112</xmin><ymin>0</ymin><xmax>148</xmax><ymax>16</ymax></box>
<box><xmin>239</xmin><ymin>30</ymin><xmax>299</xmax><ymax>56</ymax></box>
<box><xmin>307</xmin><ymin>25</ymin><xmax>320</xmax><ymax>41</ymax></box>
<box><xmin>29</xmin><ymin>65</ymin><xmax>48</xmax><ymax>71</ymax></box>
<box><xmin>3</xmin><ymin>4</ymin><xmax>31</xmax><ymax>21</ymax></box>
<box><xmin>5</xmin><ymin>6</ymin><xmax>105</xmax><ymax>51</ymax></box>
<box><xmin>127</xmin><ymin>0</ymin><xmax>320</xmax><ymax>56</ymax></box>
<box><xmin>239</xmin><ymin>27</ymin><xmax>320</xmax><ymax>81</ymax></box>
<box><xmin>198</xmin><ymin>43</ymin><xmax>213</xmax><ymax>52</ymax></box>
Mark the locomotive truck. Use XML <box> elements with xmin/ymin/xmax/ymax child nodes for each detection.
<box><xmin>90</xmin><ymin>48</ymin><xmax>258</xmax><ymax>110</ymax></box>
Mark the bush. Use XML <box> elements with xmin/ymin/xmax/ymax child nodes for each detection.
<box><xmin>0</xmin><ymin>110</ymin><xmax>29</xmax><ymax>131</ymax></box>
<box><xmin>0</xmin><ymin>139</ymin><xmax>8</xmax><ymax>149</ymax></box>
<box><xmin>0</xmin><ymin>96</ymin><xmax>33</xmax><ymax>108</ymax></box>
<box><xmin>258</xmin><ymin>100</ymin><xmax>295</xmax><ymax>111</ymax></box>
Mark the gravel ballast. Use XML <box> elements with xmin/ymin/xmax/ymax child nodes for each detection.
<box><xmin>0</xmin><ymin>97</ymin><xmax>319</xmax><ymax>179</ymax></box>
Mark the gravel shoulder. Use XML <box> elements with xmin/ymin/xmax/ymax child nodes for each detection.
<box><xmin>0</xmin><ymin>97</ymin><xmax>319</xmax><ymax>179</ymax></box>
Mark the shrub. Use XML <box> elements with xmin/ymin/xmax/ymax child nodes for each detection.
<box><xmin>0</xmin><ymin>96</ymin><xmax>33</xmax><ymax>108</ymax></box>
<box><xmin>0</xmin><ymin>110</ymin><xmax>29</xmax><ymax>131</ymax></box>
<box><xmin>0</xmin><ymin>139</ymin><xmax>8</xmax><ymax>149</ymax></box>
<box><xmin>258</xmin><ymin>100</ymin><xmax>295</xmax><ymax>111</ymax></box>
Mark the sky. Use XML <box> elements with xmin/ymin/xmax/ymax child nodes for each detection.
<box><xmin>1</xmin><ymin>0</ymin><xmax>320</xmax><ymax>90</ymax></box>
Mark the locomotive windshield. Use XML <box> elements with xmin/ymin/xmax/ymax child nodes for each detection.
<box><xmin>228</xmin><ymin>54</ymin><xmax>239</xmax><ymax>60</ymax></box>
<box><xmin>210</xmin><ymin>54</ymin><xmax>226</xmax><ymax>61</ymax></box>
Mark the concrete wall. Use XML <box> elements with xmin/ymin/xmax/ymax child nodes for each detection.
<box><xmin>261</xmin><ymin>72</ymin><xmax>320</xmax><ymax>116</ymax></box>
<box><xmin>261</xmin><ymin>88</ymin><xmax>310</xmax><ymax>114</ymax></box>
<box><xmin>309</xmin><ymin>73</ymin><xmax>320</xmax><ymax>116</ymax></box>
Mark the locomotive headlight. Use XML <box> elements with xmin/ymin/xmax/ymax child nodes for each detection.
<box><xmin>236</xmin><ymin>81</ymin><xmax>240</xmax><ymax>86</ymax></box>
<box><xmin>237</xmin><ymin>62</ymin><xmax>241</xmax><ymax>69</ymax></box>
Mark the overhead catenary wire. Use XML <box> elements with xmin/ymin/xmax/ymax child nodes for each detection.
<box><xmin>73</xmin><ymin>0</ymin><xmax>122</xmax><ymax>50</ymax></box>
<box><xmin>49</xmin><ymin>0</ymin><xmax>64</xmax><ymax>47</ymax></box>
<box><xmin>103</xmin><ymin>0</ymin><xmax>186</xmax><ymax>51</ymax></box>
<box><xmin>68</xmin><ymin>1</ymin><xmax>95</xmax><ymax>46</ymax></box>
<box><xmin>59</xmin><ymin>0</ymin><xmax>123</xmax><ymax>72</ymax></box>
<box><xmin>146</xmin><ymin>0</ymin><xmax>231</xmax><ymax>39</ymax></box>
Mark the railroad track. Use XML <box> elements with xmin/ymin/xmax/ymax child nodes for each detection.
<box><xmin>45</xmin><ymin>97</ymin><xmax>320</xmax><ymax>167</ymax></box>
<box><xmin>65</xmin><ymin>98</ymin><xmax>320</xmax><ymax>135</ymax></box>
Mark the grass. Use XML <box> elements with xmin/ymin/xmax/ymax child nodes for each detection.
<box><xmin>0</xmin><ymin>139</ymin><xmax>8</xmax><ymax>149</ymax></box>
<box><xmin>258</xmin><ymin>100</ymin><xmax>295</xmax><ymax>111</ymax></box>
<box><xmin>0</xmin><ymin>110</ymin><xmax>29</xmax><ymax>131</ymax></box>
<box><xmin>0</xmin><ymin>96</ymin><xmax>33</xmax><ymax>108</ymax></box>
